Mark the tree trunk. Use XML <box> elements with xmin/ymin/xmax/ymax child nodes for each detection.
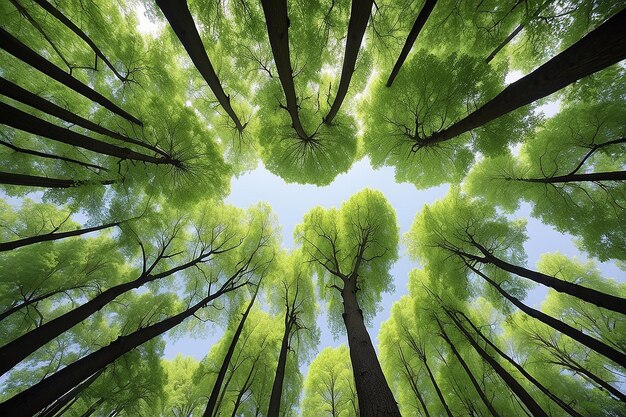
<box><xmin>485</xmin><ymin>24</ymin><xmax>524</xmax><ymax>64</ymax></box>
<box><xmin>0</xmin><ymin>102</ymin><xmax>180</xmax><ymax>166</ymax></box>
<box><xmin>445</xmin><ymin>310</ymin><xmax>549</xmax><ymax>417</ymax></box>
<box><xmin>561</xmin><ymin>360</ymin><xmax>626</xmax><ymax>403</ymax></box>
<box><xmin>0</xmin><ymin>249</ymin><xmax>218</xmax><ymax>376</ymax></box>
<box><xmin>0</xmin><ymin>138</ymin><xmax>108</xmax><ymax>171</ymax></box>
<box><xmin>266</xmin><ymin>315</ymin><xmax>292</xmax><ymax>417</ymax></box>
<box><xmin>420</xmin><ymin>354</ymin><xmax>454</xmax><ymax>417</ymax></box>
<box><xmin>512</xmin><ymin>171</ymin><xmax>626</xmax><ymax>184</ymax></box>
<box><xmin>470</xmin><ymin>241</ymin><xmax>626</xmax><ymax>315</ymax></box>
<box><xmin>37</xmin><ymin>368</ymin><xmax>105</xmax><ymax>417</ymax></box>
<box><xmin>155</xmin><ymin>0</ymin><xmax>245</xmax><ymax>132</ymax></box>
<box><xmin>423</xmin><ymin>9</ymin><xmax>626</xmax><ymax>145</ymax></box>
<box><xmin>467</xmin><ymin>264</ymin><xmax>626</xmax><ymax>368</ymax></box>
<box><xmin>386</xmin><ymin>0</ymin><xmax>437</xmax><ymax>87</ymax></box>
<box><xmin>0</xmin><ymin>220</ymin><xmax>120</xmax><ymax>252</ymax></box>
<box><xmin>31</xmin><ymin>0</ymin><xmax>129</xmax><ymax>83</ymax></box>
<box><xmin>230</xmin><ymin>361</ymin><xmax>256</xmax><ymax>417</ymax></box>
<box><xmin>398</xmin><ymin>346</ymin><xmax>431</xmax><ymax>417</ymax></box>
<box><xmin>0</xmin><ymin>28</ymin><xmax>142</xmax><ymax>126</ymax></box>
<box><xmin>0</xmin><ymin>172</ymin><xmax>116</xmax><ymax>189</ymax></box>
<box><xmin>437</xmin><ymin>321</ymin><xmax>502</xmax><ymax>417</ymax></box>
<box><xmin>456</xmin><ymin>310</ymin><xmax>585</xmax><ymax>417</ymax></box>
<box><xmin>78</xmin><ymin>398</ymin><xmax>106</xmax><ymax>417</ymax></box>
<box><xmin>324</xmin><ymin>0</ymin><xmax>374</xmax><ymax>124</ymax></box>
<box><xmin>202</xmin><ymin>282</ymin><xmax>262</xmax><ymax>417</ymax></box>
<box><xmin>260</xmin><ymin>0</ymin><xmax>312</xmax><ymax>140</ymax></box>
<box><xmin>0</xmin><ymin>290</ymin><xmax>65</xmax><ymax>322</ymax></box>
<box><xmin>0</xmin><ymin>77</ymin><xmax>168</xmax><ymax>157</ymax></box>
<box><xmin>0</xmin><ymin>284</ymin><xmax>237</xmax><ymax>417</ymax></box>
<box><xmin>341</xmin><ymin>277</ymin><xmax>401</xmax><ymax>417</ymax></box>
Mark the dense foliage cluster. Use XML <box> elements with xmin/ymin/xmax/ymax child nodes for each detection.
<box><xmin>1</xmin><ymin>0</ymin><xmax>625</xmax><ymax>416</ymax></box>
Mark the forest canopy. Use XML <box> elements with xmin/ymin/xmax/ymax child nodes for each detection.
<box><xmin>0</xmin><ymin>0</ymin><xmax>625</xmax><ymax>416</ymax></box>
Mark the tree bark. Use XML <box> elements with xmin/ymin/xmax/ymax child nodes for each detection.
<box><xmin>341</xmin><ymin>276</ymin><xmax>401</xmax><ymax>417</ymax></box>
<box><xmin>260</xmin><ymin>0</ymin><xmax>313</xmax><ymax>140</ymax></box>
<box><xmin>0</xmin><ymin>77</ymin><xmax>169</xmax><ymax>157</ymax></box>
<box><xmin>0</xmin><ymin>28</ymin><xmax>142</xmax><ymax>126</ymax></box>
<box><xmin>0</xmin><ymin>248</ymin><xmax>220</xmax><ymax>376</ymax></box>
<box><xmin>511</xmin><ymin>170</ymin><xmax>626</xmax><ymax>184</ymax></box>
<box><xmin>155</xmin><ymin>0</ymin><xmax>245</xmax><ymax>132</ymax></box>
<box><xmin>386</xmin><ymin>0</ymin><xmax>437</xmax><ymax>87</ymax></box>
<box><xmin>37</xmin><ymin>368</ymin><xmax>105</xmax><ymax>417</ymax></box>
<box><xmin>466</xmin><ymin>263</ymin><xmax>626</xmax><ymax>367</ymax></box>
<box><xmin>0</xmin><ymin>283</ymin><xmax>240</xmax><ymax>417</ymax></box>
<box><xmin>437</xmin><ymin>321</ymin><xmax>502</xmax><ymax>417</ymax></box>
<box><xmin>456</xmin><ymin>310</ymin><xmax>585</xmax><ymax>417</ymax></box>
<box><xmin>202</xmin><ymin>282</ymin><xmax>262</xmax><ymax>417</ymax></box>
<box><xmin>0</xmin><ymin>102</ymin><xmax>180</xmax><ymax>166</ymax></box>
<box><xmin>470</xmin><ymin>240</ymin><xmax>626</xmax><ymax>315</ymax></box>
<box><xmin>422</xmin><ymin>9</ymin><xmax>626</xmax><ymax>145</ymax></box>
<box><xmin>0</xmin><ymin>172</ymin><xmax>116</xmax><ymax>189</ymax></box>
<box><xmin>0</xmin><ymin>220</ymin><xmax>120</xmax><ymax>252</ymax></box>
<box><xmin>445</xmin><ymin>309</ymin><xmax>549</xmax><ymax>417</ymax></box>
<box><xmin>266</xmin><ymin>315</ymin><xmax>292</xmax><ymax>417</ymax></box>
<box><xmin>324</xmin><ymin>0</ymin><xmax>374</xmax><ymax>124</ymax></box>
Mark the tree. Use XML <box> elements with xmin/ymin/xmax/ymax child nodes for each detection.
<box><xmin>297</xmin><ymin>189</ymin><xmax>401</xmax><ymax>416</ymax></box>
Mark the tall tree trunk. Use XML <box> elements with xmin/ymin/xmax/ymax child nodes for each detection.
<box><xmin>260</xmin><ymin>0</ymin><xmax>312</xmax><ymax>140</ymax></box>
<box><xmin>0</xmin><ymin>172</ymin><xmax>116</xmax><ymax>189</ymax></box>
<box><xmin>485</xmin><ymin>23</ymin><xmax>524</xmax><ymax>64</ymax></box>
<box><xmin>511</xmin><ymin>171</ymin><xmax>626</xmax><ymax>184</ymax></box>
<box><xmin>0</xmin><ymin>220</ymin><xmax>121</xmax><ymax>252</ymax></box>
<box><xmin>230</xmin><ymin>362</ymin><xmax>256</xmax><ymax>417</ymax></box>
<box><xmin>341</xmin><ymin>277</ymin><xmax>401</xmax><ymax>417</ymax></box>
<box><xmin>466</xmin><ymin>263</ymin><xmax>626</xmax><ymax>368</ymax></box>
<box><xmin>420</xmin><ymin>353</ymin><xmax>454</xmax><ymax>417</ymax></box>
<box><xmin>397</xmin><ymin>346</ymin><xmax>431</xmax><ymax>417</ymax></box>
<box><xmin>323</xmin><ymin>0</ymin><xmax>374</xmax><ymax>124</ymax></box>
<box><xmin>437</xmin><ymin>321</ymin><xmax>502</xmax><ymax>417</ymax></box>
<box><xmin>0</xmin><ymin>138</ymin><xmax>108</xmax><ymax>171</ymax></box>
<box><xmin>0</xmin><ymin>102</ymin><xmax>180</xmax><ymax>166</ymax></box>
<box><xmin>469</xmin><ymin>241</ymin><xmax>626</xmax><ymax>315</ymax></box>
<box><xmin>0</xmin><ymin>28</ymin><xmax>142</xmax><ymax>126</ymax></box>
<box><xmin>0</xmin><ymin>289</ymin><xmax>66</xmax><ymax>322</ymax></box>
<box><xmin>0</xmin><ymin>77</ymin><xmax>169</xmax><ymax>157</ymax></box>
<box><xmin>0</xmin><ymin>248</ymin><xmax>220</xmax><ymax>376</ymax></box>
<box><xmin>266</xmin><ymin>315</ymin><xmax>292</xmax><ymax>417</ymax></box>
<box><xmin>456</xmin><ymin>310</ymin><xmax>585</xmax><ymax>417</ymax></box>
<box><xmin>386</xmin><ymin>0</ymin><xmax>437</xmax><ymax>87</ymax></box>
<box><xmin>31</xmin><ymin>0</ymin><xmax>129</xmax><ymax>82</ymax></box>
<box><xmin>78</xmin><ymin>398</ymin><xmax>106</xmax><ymax>417</ymax></box>
<box><xmin>202</xmin><ymin>282</ymin><xmax>262</xmax><ymax>417</ymax></box>
<box><xmin>155</xmin><ymin>0</ymin><xmax>245</xmax><ymax>133</ymax></box>
<box><xmin>422</xmin><ymin>9</ymin><xmax>626</xmax><ymax>145</ymax></box>
<box><xmin>0</xmin><ymin>283</ymin><xmax>240</xmax><ymax>417</ymax></box>
<box><xmin>445</xmin><ymin>309</ymin><xmax>549</xmax><ymax>417</ymax></box>
<box><xmin>37</xmin><ymin>368</ymin><xmax>105</xmax><ymax>417</ymax></box>
<box><xmin>559</xmin><ymin>359</ymin><xmax>626</xmax><ymax>402</ymax></box>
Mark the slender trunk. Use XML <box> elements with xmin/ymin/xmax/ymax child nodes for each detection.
<box><xmin>155</xmin><ymin>0</ymin><xmax>245</xmax><ymax>132</ymax></box>
<box><xmin>398</xmin><ymin>347</ymin><xmax>431</xmax><ymax>417</ymax></box>
<box><xmin>230</xmin><ymin>362</ymin><xmax>256</xmax><ymax>417</ymax></box>
<box><xmin>511</xmin><ymin>171</ymin><xmax>626</xmax><ymax>184</ymax></box>
<box><xmin>456</xmin><ymin>310</ymin><xmax>586</xmax><ymax>417</ymax></box>
<box><xmin>0</xmin><ymin>28</ymin><xmax>142</xmax><ymax>126</ymax></box>
<box><xmin>0</xmin><ymin>77</ymin><xmax>168</xmax><ymax>157</ymax></box>
<box><xmin>485</xmin><ymin>24</ymin><xmax>524</xmax><ymax>64</ymax></box>
<box><xmin>0</xmin><ymin>102</ymin><xmax>180</xmax><ymax>166</ymax></box>
<box><xmin>0</xmin><ymin>284</ymin><xmax>236</xmax><ymax>417</ymax></box>
<box><xmin>212</xmin><ymin>366</ymin><xmax>236</xmax><ymax>417</ymax></box>
<box><xmin>266</xmin><ymin>316</ymin><xmax>292</xmax><ymax>417</ymax></box>
<box><xmin>341</xmin><ymin>277</ymin><xmax>401</xmax><ymax>417</ymax></box>
<box><xmin>421</xmin><ymin>355</ymin><xmax>454</xmax><ymax>417</ymax></box>
<box><xmin>437</xmin><ymin>322</ymin><xmax>502</xmax><ymax>417</ymax></box>
<box><xmin>445</xmin><ymin>310</ymin><xmax>549</xmax><ymax>417</ymax></box>
<box><xmin>0</xmin><ymin>220</ymin><xmax>120</xmax><ymax>252</ymax></box>
<box><xmin>386</xmin><ymin>0</ymin><xmax>437</xmax><ymax>87</ymax></box>
<box><xmin>31</xmin><ymin>0</ymin><xmax>128</xmax><ymax>82</ymax></box>
<box><xmin>0</xmin><ymin>249</ymin><xmax>218</xmax><ymax>376</ymax></box>
<box><xmin>467</xmin><ymin>264</ymin><xmax>626</xmax><ymax>368</ymax></box>
<box><xmin>202</xmin><ymin>282</ymin><xmax>262</xmax><ymax>417</ymax></box>
<box><xmin>563</xmin><ymin>360</ymin><xmax>626</xmax><ymax>402</ymax></box>
<box><xmin>423</xmin><ymin>9</ymin><xmax>626</xmax><ymax>145</ymax></box>
<box><xmin>0</xmin><ymin>289</ymin><xmax>67</xmax><ymax>322</ymax></box>
<box><xmin>0</xmin><ymin>172</ymin><xmax>116</xmax><ymax>189</ymax></box>
<box><xmin>77</xmin><ymin>398</ymin><xmax>105</xmax><ymax>417</ymax></box>
<box><xmin>471</xmin><ymin>242</ymin><xmax>626</xmax><ymax>315</ymax></box>
<box><xmin>324</xmin><ymin>0</ymin><xmax>374</xmax><ymax>124</ymax></box>
<box><xmin>260</xmin><ymin>0</ymin><xmax>312</xmax><ymax>140</ymax></box>
<box><xmin>0</xmin><ymin>139</ymin><xmax>107</xmax><ymax>171</ymax></box>
<box><xmin>37</xmin><ymin>368</ymin><xmax>105</xmax><ymax>417</ymax></box>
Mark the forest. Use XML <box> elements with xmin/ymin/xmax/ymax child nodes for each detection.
<box><xmin>0</xmin><ymin>0</ymin><xmax>625</xmax><ymax>416</ymax></box>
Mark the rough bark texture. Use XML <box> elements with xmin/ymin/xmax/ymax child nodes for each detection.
<box><xmin>0</xmin><ymin>28</ymin><xmax>142</xmax><ymax>125</ymax></box>
<box><xmin>324</xmin><ymin>0</ymin><xmax>374</xmax><ymax>124</ymax></box>
<box><xmin>0</xmin><ymin>102</ymin><xmax>179</xmax><ymax>166</ymax></box>
<box><xmin>0</xmin><ymin>172</ymin><xmax>116</xmax><ymax>189</ymax></box>
<box><xmin>341</xmin><ymin>277</ymin><xmax>401</xmax><ymax>417</ymax></box>
<box><xmin>155</xmin><ymin>0</ymin><xmax>245</xmax><ymax>132</ymax></box>
<box><xmin>260</xmin><ymin>0</ymin><xmax>312</xmax><ymax>140</ymax></box>
<box><xmin>0</xmin><ymin>220</ymin><xmax>120</xmax><ymax>252</ymax></box>
<box><xmin>386</xmin><ymin>0</ymin><xmax>437</xmax><ymax>87</ymax></box>
<box><xmin>423</xmin><ymin>9</ymin><xmax>626</xmax><ymax>145</ymax></box>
